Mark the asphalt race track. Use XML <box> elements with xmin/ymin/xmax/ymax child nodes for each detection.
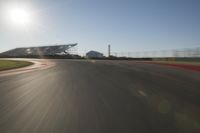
<box><xmin>0</xmin><ymin>60</ymin><xmax>200</xmax><ymax>133</ymax></box>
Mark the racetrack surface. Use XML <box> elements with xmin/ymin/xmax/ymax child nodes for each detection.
<box><xmin>0</xmin><ymin>59</ymin><xmax>200</xmax><ymax>133</ymax></box>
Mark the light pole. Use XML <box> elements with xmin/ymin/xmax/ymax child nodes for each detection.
<box><xmin>108</xmin><ymin>44</ymin><xmax>111</xmax><ymax>57</ymax></box>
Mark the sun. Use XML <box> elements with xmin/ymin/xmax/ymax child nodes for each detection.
<box><xmin>9</xmin><ymin>7</ymin><xmax>30</xmax><ymax>25</ymax></box>
<box><xmin>5</xmin><ymin>5</ymin><xmax>33</xmax><ymax>27</ymax></box>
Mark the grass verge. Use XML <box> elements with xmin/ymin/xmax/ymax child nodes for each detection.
<box><xmin>0</xmin><ymin>60</ymin><xmax>33</xmax><ymax>71</ymax></box>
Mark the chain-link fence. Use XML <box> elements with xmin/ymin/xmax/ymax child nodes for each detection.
<box><xmin>78</xmin><ymin>47</ymin><xmax>200</xmax><ymax>58</ymax></box>
<box><xmin>111</xmin><ymin>48</ymin><xmax>200</xmax><ymax>58</ymax></box>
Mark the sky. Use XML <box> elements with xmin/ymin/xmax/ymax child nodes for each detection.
<box><xmin>0</xmin><ymin>0</ymin><xmax>200</xmax><ymax>54</ymax></box>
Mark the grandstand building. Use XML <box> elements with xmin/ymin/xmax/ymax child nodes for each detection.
<box><xmin>0</xmin><ymin>44</ymin><xmax>78</xmax><ymax>58</ymax></box>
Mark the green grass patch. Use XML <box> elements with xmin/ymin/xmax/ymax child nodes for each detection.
<box><xmin>0</xmin><ymin>60</ymin><xmax>33</xmax><ymax>71</ymax></box>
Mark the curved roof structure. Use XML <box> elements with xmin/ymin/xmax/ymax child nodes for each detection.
<box><xmin>0</xmin><ymin>43</ymin><xmax>78</xmax><ymax>57</ymax></box>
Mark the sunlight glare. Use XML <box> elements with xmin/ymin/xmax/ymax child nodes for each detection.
<box><xmin>5</xmin><ymin>4</ymin><xmax>33</xmax><ymax>27</ymax></box>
